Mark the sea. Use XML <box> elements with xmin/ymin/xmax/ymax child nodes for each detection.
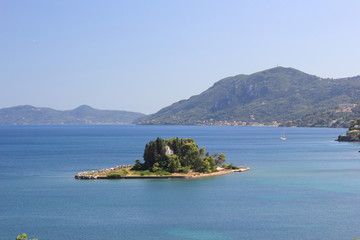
<box><xmin>0</xmin><ymin>125</ymin><xmax>359</xmax><ymax>240</ymax></box>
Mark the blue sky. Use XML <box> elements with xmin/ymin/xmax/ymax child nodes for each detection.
<box><xmin>1</xmin><ymin>0</ymin><xmax>360</xmax><ymax>114</ymax></box>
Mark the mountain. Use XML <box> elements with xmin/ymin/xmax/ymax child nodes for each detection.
<box><xmin>135</xmin><ymin>67</ymin><xmax>360</xmax><ymax>126</ymax></box>
<box><xmin>0</xmin><ymin>105</ymin><xmax>145</xmax><ymax>124</ymax></box>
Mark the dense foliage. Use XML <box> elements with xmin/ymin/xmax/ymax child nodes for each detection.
<box><xmin>132</xmin><ymin>137</ymin><xmax>227</xmax><ymax>173</ymax></box>
<box><xmin>135</xmin><ymin>67</ymin><xmax>360</xmax><ymax>127</ymax></box>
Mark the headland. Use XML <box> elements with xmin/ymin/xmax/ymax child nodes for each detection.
<box><xmin>337</xmin><ymin>119</ymin><xmax>360</xmax><ymax>142</ymax></box>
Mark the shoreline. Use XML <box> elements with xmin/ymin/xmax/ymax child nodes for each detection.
<box><xmin>75</xmin><ymin>165</ymin><xmax>250</xmax><ymax>180</ymax></box>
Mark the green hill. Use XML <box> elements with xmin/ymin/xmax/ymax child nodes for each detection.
<box><xmin>0</xmin><ymin>105</ymin><xmax>145</xmax><ymax>124</ymax></box>
<box><xmin>135</xmin><ymin>67</ymin><xmax>360</xmax><ymax>126</ymax></box>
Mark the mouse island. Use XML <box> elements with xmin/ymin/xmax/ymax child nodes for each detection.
<box><xmin>75</xmin><ymin>137</ymin><xmax>249</xmax><ymax>179</ymax></box>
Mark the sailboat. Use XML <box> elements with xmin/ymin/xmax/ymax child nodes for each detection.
<box><xmin>280</xmin><ymin>128</ymin><xmax>287</xmax><ymax>141</ymax></box>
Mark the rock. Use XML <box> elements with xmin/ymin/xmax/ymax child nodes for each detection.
<box><xmin>337</xmin><ymin>134</ymin><xmax>360</xmax><ymax>142</ymax></box>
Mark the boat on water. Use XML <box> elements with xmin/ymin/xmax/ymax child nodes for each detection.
<box><xmin>280</xmin><ymin>129</ymin><xmax>287</xmax><ymax>140</ymax></box>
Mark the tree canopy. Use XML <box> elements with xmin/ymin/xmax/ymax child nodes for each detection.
<box><xmin>15</xmin><ymin>233</ymin><xmax>38</xmax><ymax>240</ymax></box>
<box><xmin>349</xmin><ymin>118</ymin><xmax>360</xmax><ymax>130</ymax></box>
<box><xmin>133</xmin><ymin>137</ymin><xmax>227</xmax><ymax>173</ymax></box>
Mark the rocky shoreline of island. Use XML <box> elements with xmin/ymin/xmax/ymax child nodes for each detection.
<box><xmin>74</xmin><ymin>165</ymin><xmax>250</xmax><ymax>180</ymax></box>
<box><xmin>337</xmin><ymin>134</ymin><xmax>360</xmax><ymax>142</ymax></box>
<box><xmin>337</xmin><ymin>119</ymin><xmax>360</xmax><ymax>142</ymax></box>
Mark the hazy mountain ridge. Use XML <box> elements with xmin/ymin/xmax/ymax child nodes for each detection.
<box><xmin>136</xmin><ymin>67</ymin><xmax>360</xmax><ymax>126</ymax></box>
<box><xmin>0</xmin><ymin>105</ymin><xmax>145</xmax><ymax>124</ymax></box>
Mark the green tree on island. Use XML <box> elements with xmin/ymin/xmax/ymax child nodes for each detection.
<box><xmin>15</xmin><ymin>233</ymin><xmax>38</xmax><ymax>240</ymax></box>
<box><xmin>349</xmin><ymin>118</ymin><xmax>360</xmax><ymax>131</ymax></box>
<box><xmin>132</xmin><ymin>137</ymin><xmax>234</xmax><ymax>174</ymax></box>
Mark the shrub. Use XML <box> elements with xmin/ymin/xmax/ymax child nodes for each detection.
<box><xmin>132</xmin><ymin>170</ymin><xmax>171</xmax><ymax>176</ymax></box>
<box><xmin>222</xmin><ymin>163</ymin><xmax>239</xmax><ymax>170</ymax></box>
<box><xmin>16</xmin><ymin>233</ymin><xmax>38</xmax><ymax>240</ymax></box>
<box><xmin>178</xmin><ymin>166</ymin><xmax>191</xmax><ymax>174</ymax></box>
<box><xmin>151</xmin><ymin>162</ymin><xmax>161</xmax><ymax>172</ymax></box>
<box><xmin>131</xmin><ymin>159</ymin><xmax>144</xmax><ymax>170</ymax></box>
<box><xmin>107</xmin><ymin>169</ymin><xmax>128</xmax><ymax>178</ymax></box>
<box><xmin>153</xmin><ymin>170</ymin><xmax>171</xmax><ymax>176</ymax></box>
<box><xmin>139</xmin><ymin>170</ymin><xmax>152</xmax><ymax>176</ymax></box>
<box><xmin>227</xmin><ymin>163</ymin><xmax>239</xmax><ymax>170</ymax></box>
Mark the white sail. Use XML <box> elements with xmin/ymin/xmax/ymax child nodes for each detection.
<box><xmin>280</xmin><ymin>129</ymin><xmax>287</xmax><ymax>140</ymax></box>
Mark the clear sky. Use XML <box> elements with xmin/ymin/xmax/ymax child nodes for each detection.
<box><xmin>1</xmin><ymin>0</ymin><xmax>360</xmax><ymax>114</ymax></box>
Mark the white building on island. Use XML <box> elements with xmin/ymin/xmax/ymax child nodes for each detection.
<box><xmin>165</xmin><ymin>145</ymin><xmax>174</xmax><ymax>155</ymax></box>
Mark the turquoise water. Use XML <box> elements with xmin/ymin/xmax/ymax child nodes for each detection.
<box><xmin>0</xmin><ymin>125</ymin><xmax>359</xmax><ymax>240</ymax></box>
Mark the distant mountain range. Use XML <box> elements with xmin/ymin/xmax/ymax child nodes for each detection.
<box><xmin>135</xmin><ymin>67</ymin><xmax>360</xmax><ymax>127</ymax></box>
<box><xmin>3</xmin><ymin>67</ymin><xmax>360</xmax><ymax>127</ymax></box>
<box><xmin>0</xmin><ymin>105</ymin><xmax>145</xmax><ymax>124</ymax></box>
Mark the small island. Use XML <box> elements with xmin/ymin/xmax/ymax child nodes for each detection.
<box><xmin>75</xmin><ymin>137</ymin><xmax>249</xmax><ymax>179</ymax></box>
<box><xmin>337</xmin><ymin>119</ymin><xmax>360</xmax><ymax>142</ymax></box>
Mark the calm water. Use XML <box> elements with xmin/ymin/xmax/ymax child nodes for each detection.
<box><xmin>0</xmin><ymin>125</ymin><xmax>359</xmax><ymax>240</ymax></box>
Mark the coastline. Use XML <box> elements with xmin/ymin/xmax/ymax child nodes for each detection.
<box><xmin>337</xmin><ymin>134</ymin><xmax>360</xmax><ymax>142</ymax></box>
<box><xmin>75</xmin><ymin>165</ymin><xmax>250</xmax><ymax>180</ymax></box>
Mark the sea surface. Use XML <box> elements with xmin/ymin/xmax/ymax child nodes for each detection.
<box><xmin>0</xmin><ymin>125</ymin><xmax>359</xmax><ymax>240</ymax></box>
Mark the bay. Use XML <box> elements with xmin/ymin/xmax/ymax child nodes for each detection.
<box><xmin>0</xmin><ymin>125</ymin><xmax>359</xmax><ymax>240</ymax></box>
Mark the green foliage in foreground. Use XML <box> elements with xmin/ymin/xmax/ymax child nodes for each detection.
<box><xmin>132</xmin><ymin>137</ymin><xmax>228</xmax><ymax>174</ymax></box>
<box><xmin>15</xmin><ymin>233</ymin><xmax>38</xmax><ymax>240</ymax></box>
